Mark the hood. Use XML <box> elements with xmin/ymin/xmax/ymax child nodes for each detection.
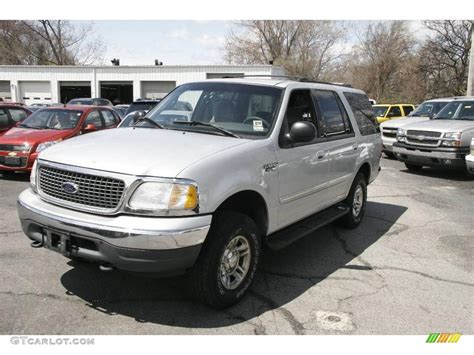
<box><xmin>401</xmin><ymin>119</ymin><xmax>474</xmax><ymax>132</ymax></box>
<box><xmin>380</xmin><ymin>116</ymin><xmax>430</xmax><ymax>129</ymax></box>
<box><xmin>39</xmin><ymin>127</ymin><xmax>251</xmax><ymax>177</ymax></box>
<box><xmin>0</xmin><ymin>127</ymin><xmax>72</xmax><ymax>146</ymax></box>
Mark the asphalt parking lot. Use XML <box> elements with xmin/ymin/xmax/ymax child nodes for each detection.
<box><xmin>0</xmin><ymin>158</ymin><xmax>473</xmax><ymax>335</ymax></box>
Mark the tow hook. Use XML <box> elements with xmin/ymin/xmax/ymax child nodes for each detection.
<box><xmin>31</xmin><ymin>235</ymin><xmax>44</xmax><ymax>248</ymax></box>
<box><xmin>99</xmin><ymin>263</ymin><xmax>114</xmax><ymax>272</ymax></box>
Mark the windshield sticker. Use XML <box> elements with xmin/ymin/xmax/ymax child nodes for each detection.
<box><xmin>253</xmin><ymin>120</ymin><xmax>264</xmax><ymax>132</ymax></box>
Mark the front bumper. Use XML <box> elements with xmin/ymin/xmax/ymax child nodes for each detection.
<box><xmin>0</xmin><ymin>152</ymin><xmax>37</xmax><ymax>172</ymax></box>
<box><xmin>392</xmin><ymin>143</ymin><xmax>468</xmax><ymax>169</ymax></box>
<box><xmin>17</xmin><ymin>188</ymin><xmax>211</xmax><ymax>274</ymax></box>
<box><xmin>466</xmin><ymin>154</ymin><xmax>474</xmax><ymax>174</ymax></box>
<box><xmin>382</xmin><ymin>138</ymin><xmax>396</xmax><ymax>153</ymax></box>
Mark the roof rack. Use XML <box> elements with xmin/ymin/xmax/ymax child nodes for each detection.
<box><xmin>219</xmin><ymin>75</ymin><xmax>352</xmax><ymax>88</ymax></box>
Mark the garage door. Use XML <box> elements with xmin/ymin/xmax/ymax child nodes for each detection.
<box><xmin>60</xmin><ymin>81</ymin><xmax>91</xmax><ymax>104</ymax></box>
<box><xmin>19</xmin><ymin>81</ymin><xmax>52</xmax><ymax>105</ymax></box>
<box><xmin>141</xmin><ymin>81</ymin><xmax>176</xmax><ymax>100</ymax></box>
<box><xmin>0</xmin><ymin>81</ymin><xmax>10</xmax><ymax>101</ymax></box>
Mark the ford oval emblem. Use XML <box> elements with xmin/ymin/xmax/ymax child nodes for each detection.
<box><xmin>62</xmin><ymin>181</ymin><xmax>79</xmax><ymax>194</ymax></box>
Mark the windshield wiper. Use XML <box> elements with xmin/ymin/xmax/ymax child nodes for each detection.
<box><xmin>172</xmin><ymin>121</ymin><xmax>240</xmax><ymax>138</ymax></box>
<box><xmin>132</xmin><ymin>116</ymin><xmax>164</xmax><ymax>129</ymax></box>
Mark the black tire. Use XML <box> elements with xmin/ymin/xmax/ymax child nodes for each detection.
<box><xmin>384</xmin><ymin>151</ymin><xmax>395</xmax><ymax>159</ymax></box>
<box><xmin>405</xmin><ymin>163</ymin><xmax>423</xmax><ymax>172</ymax></box>
<box><xmin>189</xmin><ymin>211</ymin><xmax>261</xmax><ymax>309</ymax></box>
<box><xmin>339</xmin><ymin>173</ymin><xmax>367</xmax><ymax>229</ymax></box>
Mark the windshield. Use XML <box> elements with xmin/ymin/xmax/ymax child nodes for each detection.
<box><xmin>119</xmin><ymin>113</ymin><xmax>136</xmax><ymax>128</ymax></box>
<box><xmin>373</xmin><ymin>106</ymin><xmax>389</xmax><ymax>117</ymax></box>
<box><xmin>435</xmin><ymin>101</ymin><xmax>474</xmax><ymax>120</ymax></box>
<box><xmin>125</xmin><ymin>102</ymin><xmax>160</xmax><ymax>115</ymax></box>
<box><xmin>68</xmin><ymin>99</ymin><xmax>93</xmax><ymax>105</ymax></box>
<box><xmin>409</xmin><ymin>101</ymin><xmax>449</xmax><ymax>117</ymax></box>
<box><xmin>144</xmin><ymin>82</ymin><xmax>283</xmax><ymax>138</ymax></box>
<box><xmin>19</xmin><ymin>109</ymin><xmax>83</xmax><ymax>130</ymax></box>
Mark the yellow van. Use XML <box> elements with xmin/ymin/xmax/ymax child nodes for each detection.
<box><xmin>373</xmin><ymin>104</ymin><xmax>415</xmax><ymax>124</ymax></box>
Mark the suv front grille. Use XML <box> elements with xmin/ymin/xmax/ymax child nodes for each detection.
<box><xmin>38</xmin><ymin>166</ymin><xmax>126</xmax><ymax>211</ymax></box>
<box><xmin>405</xmin><ymin>130</ymin><xmax>442</xmax><ymax>147</ymax></box>
<box><xmin>406</xmin><ymin>130</ymin><xmax>441</xmax><ymax>138</ymax></box>
<box><xmin>382</xmin><ymin>128</ymin><xmax>397</xmax><ymax>139</ymax></box>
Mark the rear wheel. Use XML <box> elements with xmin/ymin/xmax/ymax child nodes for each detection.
<box><xmin>189</xmin><ymin>211</ymin><xmax>261</xmax><ymax>309</ymax></box>
<box><xmin>405</xmin><ymin>163</ymin><xmax>423</xmax><ymax>172</ymax></box>
<box><xmin>339</xmin><ymin>173</ymin><xmax>367</xmax><ymax>229</ymax></box>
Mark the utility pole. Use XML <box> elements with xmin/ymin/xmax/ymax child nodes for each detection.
<box><xmin>468</xmin><ymin>24</ymin><xmax>474</xmax><ymax>96</ymax></box>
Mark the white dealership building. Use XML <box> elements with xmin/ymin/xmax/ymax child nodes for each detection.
<box><xmin>0</xmin><ymin>65</ymin><xmax>285</xmax><ymax>105</ymax></box>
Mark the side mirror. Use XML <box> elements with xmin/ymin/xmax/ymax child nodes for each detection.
<box><xmin>83</xmin><ymin>123</ymin><xmax>97</xmax><ymax>133</ymax></box>
<box><xmin>288</xmin><ymin>121</ymin><xmax>316</xmax><ymax>143</ymax></box>
<box><xmin>132</xmin><ymin>110</ymin><xmax>147</xmax><ymax>123</ymax></box>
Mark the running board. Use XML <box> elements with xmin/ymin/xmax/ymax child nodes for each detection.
<box><xmin>265</xmin><ymin>203</ymin><xmax>350</xmax><ymax>250</ymax></box>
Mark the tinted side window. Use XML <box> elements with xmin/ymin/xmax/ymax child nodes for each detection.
<box><xmin>312</xmin><ymin>90</ymin><xmax>347</xmax><ymax>136</ymax></box>
<box><xmin>102</xmin><ymin>110</ymin><xmax>117</xmax><ymax>127</ymax></box>
<box><xmin>285</xmin><ymin>90</ymin><xmax>317</xmax><ymax>129</ymax></box>
<box><xmin>402</xmin><ymin>106</ymin><xmax>414</xmax><ymax>115</ymax></box>
<box><xmin>0</xmin><ymin>109</ymin><xmax>9</xmax><ymax>129</ymax></box>
<box><xmin>9</xmin><ymin>108</ymin><xmax>28</xmax><ymax>122</ymax></box>
<box><xmin>343</xmin><ymin>92</ymin><xmax>379</xmax><ymax>135</ymax></box>
<box><xmin>84</xmin><ymin>111</ymin><xmax>103</xmax><ymax>128</ymax></box>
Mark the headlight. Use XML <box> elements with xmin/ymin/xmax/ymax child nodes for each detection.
<box><xmin>36</xmin><ymin>140</ymin><xmax>61</xmax><ymax>153</ymax></box>
<box><xmin>127</xmin><ymin>180</ymin><xmax>198</xmax><ymax>214</ymax></box>
<box><xmin>470</xmin><ymin>139</ymin><xmax>474</xmax><ymax>155</ymax></box>
<box><xmin>30</xmin><ymin>160</ymin><xmax>38</xmax><ymax>192</ymax></box>
<box><xmin>441</xmin><ymin>132</ymin><xmax>462</xmax><ymax>147</ymax></box>
<box><xmin>397</xmin><ymin>128</ymin><xmax>406</xmax><ymax>136</ymax></box>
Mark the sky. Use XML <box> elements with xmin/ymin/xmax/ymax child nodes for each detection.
<box><xmin>91</xmin><ymin>21</ymin><xmax>232</xmax><ymax>66</ymax></box>
<box><xmin>87</xmin><ymin>20</ymin><xmax>430</xmax><ymax>66</ymax></box>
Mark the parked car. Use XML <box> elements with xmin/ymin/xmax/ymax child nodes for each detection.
<box><xmin>17</xmin><ymin>78</ymin><xmax>381</xmax><ymax>308</ymax></box>
<box><xmin>124</xmin><ymin>99</ymin><xmax>161</xmax><ymax>116</ymax></box>
<box><xmin>0</xmin><ymin>106</ymin><xmax>121</xmax><ymax>174</ymax></box>
<box><xmin>111</xmin><ymin>106</ymin><xmax>127</xmax><ymax>118</ymax></box>
<box><xmin>373</xmin><ymin>104</ymin><xmax>415</xmax><ymax>124</ymax></box>
<box><xmin>0</xmin><ymin>105</ymin><xmax>32</xmax><ymax>136</ymax></box>
<box><xmin>466</xmin><ymin>138</ymin><xmax>474</xmax><ymax>175</ymax></box>
<box><xmin>393</xmin><ymin>97</ymin><xmax>474</xmax><ymax>172</ymax></box>
<box><xmin>66</xmin><ymin>98</ymin><xmax>113</xmax><ymax>106</ymax></box>
<box><xmin>380</xmin><ymin>98</ymin><xmax>453</xmax><ymax>158</ymax></box>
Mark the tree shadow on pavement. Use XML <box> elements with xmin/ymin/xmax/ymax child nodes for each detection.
<box><xmin>60</xmin><ymin>201</ymin><xmax>407</xmax><ymax>330</ymax></box>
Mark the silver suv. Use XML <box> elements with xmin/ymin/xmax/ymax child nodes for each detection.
<box><xmin>380</xmin><ymin>98</ymin><xmax>453</xmax><ymax>158</ymax></box>
<box><xmin>17</xmin><ymin>78</ymin><xmax>382</xmax><ymax>308</ymax></box>
<box><xmin>393</xmin><ymin>97</ymin><xmax>474</xmax><ymax>172</ymax></box>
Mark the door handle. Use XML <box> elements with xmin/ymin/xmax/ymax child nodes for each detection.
<box><xmin>352</xmin><ymin>143</ymin><xmax>358</xmax><ymax>151</ymax></box>
<box><xmin>316</xmin><ymin>151</ymin><xmax>326</xmax><ymax>160</ymax></box>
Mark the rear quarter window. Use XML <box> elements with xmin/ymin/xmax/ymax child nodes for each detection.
<box><xmin>343</xmin><ymin>92</ymin><xmax>379</xmax><ymax>135</ymax></box>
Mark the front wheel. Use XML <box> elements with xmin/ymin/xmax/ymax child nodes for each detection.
<box><xmin>339</xmin><ymin>173</ymin><xmax>367</xmax><ymax>229</ymax></box>
<box><xmin>189</xmin><ymin>211</ymin><xmax>261</xmax><ymax>309</ymax></box>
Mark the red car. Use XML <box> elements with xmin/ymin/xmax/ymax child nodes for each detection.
<box><xmin>0</xmin><ymin>106</ymin><xmax>121</xmax><ymax>173</ymax></box>
<box><xmin>0</xmin><ymin>105</ymin><xmax>32</xmax><ymax>136</ymax></box>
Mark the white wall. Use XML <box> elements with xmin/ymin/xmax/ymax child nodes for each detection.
<box><xmin>0</xmin><ymin>65</ymin><xmax>283</xmax><ymax>104</ymax></box>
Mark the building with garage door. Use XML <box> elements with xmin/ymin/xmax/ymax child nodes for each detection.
<box><xmin>0</xmin><ymin>65</ymin><xmax>285</xmax><ymax>105</ymax></box>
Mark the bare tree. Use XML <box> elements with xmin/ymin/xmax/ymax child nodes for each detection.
<box><xmin>225</xmin><ymin>20</ymin><xmax>345</xmax><ymax>79</ymax></box>
<box><xmin>419</xmin><ymin>20</ymin><xmax>473</xmax><ymax>97</ymax></box>
<box><xmin>347</xmin><ymin>21</ymin><xmax>415</xmax><ymax>102</ymax></box>
<box><xmin>0</xmin><ymin>20</ymin><xmax>105</xmax><ymax>65</ymax></box>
